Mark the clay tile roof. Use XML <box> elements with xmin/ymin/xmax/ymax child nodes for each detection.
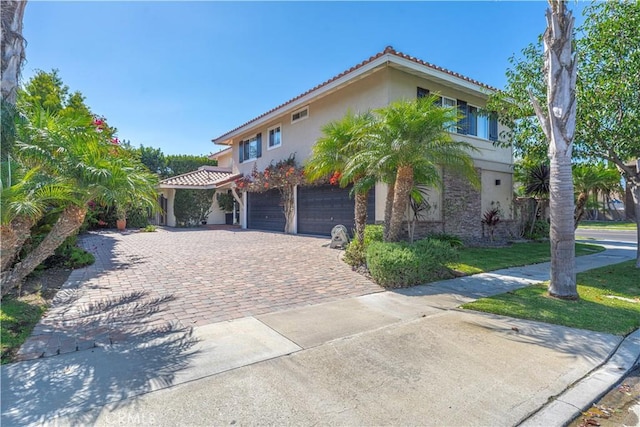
<box><xmin>213</xmin><ymin>46</ymin><xmax>497</xmax><ymax>143</ymax></box>
<box><xmin>159</xmin><ymin>166</ymin><xmax>239</xmax><ymax>188</ymax></box>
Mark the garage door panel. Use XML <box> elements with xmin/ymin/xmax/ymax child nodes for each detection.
<box><xmin>297</xmin><ymin>185</ymin><xmax>375</xmax><ymax>236</ymax></box>
<box><xmin>248</xmin><ymin>190</ymin><xmax>285</xmax><ymax>232</ymax></box>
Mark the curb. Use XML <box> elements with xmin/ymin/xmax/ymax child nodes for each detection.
<box><xmin>519</xmin><ymin>328</ymin><xmax>640</xmax><ymax>427</ymax></box>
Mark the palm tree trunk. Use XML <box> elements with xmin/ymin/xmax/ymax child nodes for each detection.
<box><xmin>354</xmin><ymin>191</ymin><xmax>368</xmax><ymax>244</ymax></box>
<box><xmin>530</xmin><ymin>1</ymin><xmax>578</xmax><ymax>299</ymax></box>
<box><xmin>0</xmin><ymin>217</ymin><xmax>34</xmax><ymax>272</ymax></box>
<box><xmin>383</xmin><ymin>181</ymin><xmax>395</xmax><ymax>240</ymax></box>
<box><xmin>387</xmin><ymin>166</ymin><xmax>413</xmax><ymax>242</ymax></box>
<box><xmin>1</xmin><ymin>0</ymin><xmax>27</xmax><ymax>105</ymax></box>
<box><xmin>574</xmin><ymin>191</ymin><xmax>588</xmax><ymax>229</ymax></box>
<box><xmin>1</xmin><ymin>204</ymin><xmax>86</xmax><ymax>297</ymax></box>
<box><xmin>630</xmin><ymin>179</ymin><xmax>640</xmax><ymax>268</ymax></box>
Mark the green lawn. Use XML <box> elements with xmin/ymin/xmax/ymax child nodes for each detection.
<box><xmin>448</xmin><ymin>242</ymin><xmax>605</xmax><ymax>275</ymax></box>
<box><xmin>578</xmin><ymin>220</ymin><xmax>637</xmax><ymax>231</ymax></box>
<box><xmin>462</xmin><ymin>260</ymin><xmax>640</xmax><ymax>336</ymax></box>
<box><xmin>1</xmin><ymin>297</ymin><xmax>47</xmax><ymax>364</ymax></box>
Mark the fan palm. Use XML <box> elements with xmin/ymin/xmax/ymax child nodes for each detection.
<box><xmin>305</xmin><ymin>111</ymin><xmax>376</xmax><ymax>244</ymax></box>
<box><xmin>348</xmin><ymin>96</ymin><xmax>478</xmax><ymax>242</ymax></box>
<box><xmin>1</xmin><ymin>105</ymin><xmax>158</xmax><ymax>295</ymax></box>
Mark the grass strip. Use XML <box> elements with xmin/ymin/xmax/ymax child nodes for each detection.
<box><xmin>1</xmin><ymin>297</ymin><xmax>47</xmax><ymax>364</ymax></box>
<box><xmin>462</xmin><ymin>260</ymin><xmax>640</xmax><ymax>336</ymax></box>
<box><xmin>448</xmin><ymin>242</ymin><xmax>605</xmax><ymax>275</ymax></box>
<box><xmin>577</xmin><ymin>221</ymin><xmax>637</xmax><ymax>231</ymax></box>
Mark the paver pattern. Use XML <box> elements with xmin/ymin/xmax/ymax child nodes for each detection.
<box><xmin>18</xmin><ymin>228</ymin><xmax>382</xmax><ymax>360</ymax></box>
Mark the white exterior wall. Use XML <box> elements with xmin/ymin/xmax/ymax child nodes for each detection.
<box><xmin>159</xmin><ymin>188</ymin><xmax>176</xmax><ymax>227</ymax></box>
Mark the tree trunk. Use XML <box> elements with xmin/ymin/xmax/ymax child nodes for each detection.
<box><xmin>574</xmin><ymin>191</ymin><xmax>588</xmax><ymax>229</ymax></box>
<box><xmin>1</xmin><ymin>204</ymin><xmax>86</xmax><ymax>297</ymax></box>
<box><xmin>280</xmin><ymin>186</ymin><xmax>296</xmax><ymax>234</ymax></box>
<box><xmin>629</xmin><ymin>178</ymin><xmax>640</xmax><ymax>268</ymax></box>
<box><xmin>0</xmin><ymin>217</ymin><xmax>34</xmax><ymax>272</ymax></box>
<box><xmin>1</xmin><ymin>0</ymin><xmax>27</xmax><ymax>105</ymax></box>
<box><xmin>530</xmin><ymin>1</ymin><xmax>578</xmax><ymax>299</ymax></box>
<box><xmin>383</xmin><ymin>181</ymin><xmax>395</xmax><ymax>241</ymax></box>
<box><xmin>354</xmin><ymin>190</ymin><xmax>369</xmax><ymax>245</ymax></box>
<box><xmin>387</xmin><ymin>166</ymin><xmax>413</xmax><ymax>242</ymax></box>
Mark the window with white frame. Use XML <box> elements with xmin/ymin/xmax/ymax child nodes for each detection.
<box><xmin>268</xmin><ymin>125</ymin><xmax>281</xmax><ymax>149</ymax></box>
<box><xmin>291</xmin><ymin>106</ymin><xmax>309</xmax><ymax>123</ymax></box>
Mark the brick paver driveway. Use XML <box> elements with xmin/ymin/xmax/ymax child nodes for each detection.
<box><xmin>18</xmin><ymin>228</ymin><xmax>382</xmax><ymax>360</ymax></box>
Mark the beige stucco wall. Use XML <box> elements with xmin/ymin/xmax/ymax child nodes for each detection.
<box><xmin>226</xmin><ymin>64</ymin><xmax>514</xmax><ymax>229</ymax></box>
<box><xmin>159</xmin><ymin>188</ymin><xmax>176</xmax><ymax>227</ymax></box>
<box><xmin>481</xmin><ymin>170</ymin><xmax>514</xmax><ymax>220</ymax></box>
<box><xmin>231</xmin><ymin>68</ymin><xmax>391</xmax><ymax>176</ymax></box>
<box><xmin>214</xmin><ymin>150</ymin><xmax>233</xmax><ymax>169</ymax></box>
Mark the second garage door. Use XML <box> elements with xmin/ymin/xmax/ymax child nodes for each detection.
<box><xmin>297</xmin><ymin>185</ymin><xmax>375</xmax><ymax>236</ymax></box>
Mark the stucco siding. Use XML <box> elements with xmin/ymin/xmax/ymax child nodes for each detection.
<box><xmin>232</xmin><ymin>68</ymin><xmax>391</xmax><ymax>175</ymax></box>
<box><xmin>481</xmin><ymin>170</ymin><xmax>513</xmax><ymax>220</ymax></box>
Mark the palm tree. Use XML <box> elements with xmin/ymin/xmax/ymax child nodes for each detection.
<box><xmin>521</xmin><ymin>163</ymin><xmax>550</xmax><ymax>235</ymax></box>
<box><xmin>350</xmin><ymin>96</ymin><xmax>477</xmax><ymax>242</ymax></box>
<box><xmin>1</xmin><ymin>0</ymin><xmax>27</xmax><ymax>105</ymax></box>
<box><xmin>305</xmin><ymin>111</ymin><xmax>376</xmax><ymax>244</ymax></box>
<box><xmin>530</xmin><ymin>1</ymin><xmax>578</xmax><ymax>299</ymax></box>
<box><xmin>1</xmin><ymin>106</ymin><xmax>159</xmax><ymax>295</ymax></box>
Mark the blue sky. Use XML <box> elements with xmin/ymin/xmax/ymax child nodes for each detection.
<box><xmin>22</xmin><ymin>1</ymin><xmax>588</xmax><ymax>156</ymax></box>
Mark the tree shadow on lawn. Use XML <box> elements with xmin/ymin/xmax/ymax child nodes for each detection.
<box><xmin>458</xmin><ymin>309</ymin><xmax>624</xmax><ymax>365</ymax></box>
<box><xmin>1</xmin><ymin>290</ymin><xmax>199</xmax><ymax>426</ymax></box>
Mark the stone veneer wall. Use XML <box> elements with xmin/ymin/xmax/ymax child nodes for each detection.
<box><xmin>442</xmin><ymin>168</ymin><xmax>483</xmax><ymax>242</ymax></box>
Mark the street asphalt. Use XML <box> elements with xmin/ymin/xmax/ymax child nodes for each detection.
<box><xmin>1</xmin><ymin>236</ymin><xmax>638</xmax><ymax>426</ymax></box>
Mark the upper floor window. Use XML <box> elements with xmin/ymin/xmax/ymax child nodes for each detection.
<box><xmin>291</xmin><ymin>106</ymin><xmax>309</xmax><ymax>123</ymax></box>
<box><xmin>442</xmin><ymin>97</ymin><xmax>457</xmax><ymax>132</ymax></box>
<box><xmin>268</xmin><ymin>125</ymin><xmax>281</xmax><ymax>149</ymax></box>
<box><xmin>239</xmin><ymin>133</ymin><xmax>262</xmax><ymax>163</ymax></box>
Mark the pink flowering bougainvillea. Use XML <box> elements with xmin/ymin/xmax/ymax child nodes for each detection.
<box><xmin>236</xmin><ymin>154</ymin><xmax>305</xmax><ymax>233</ymax></box>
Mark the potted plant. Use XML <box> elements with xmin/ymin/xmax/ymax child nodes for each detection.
<box><xmin>217</xmin><ymin>192</ymin><xmax>235</xmax><ymax>225</ymax></box>
<box><xmin>115</xmin><ymin>204</ymin><xmax>127</xmax><ymax>231</ymax></box>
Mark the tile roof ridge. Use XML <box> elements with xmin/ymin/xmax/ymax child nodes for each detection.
<box><xmin>212</xmin><ymin>46</ymin><xmax>496</xmax><ymax>142</ymax></box>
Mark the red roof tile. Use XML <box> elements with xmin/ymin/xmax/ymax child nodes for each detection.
<box><xmin>159</xmin><ymin>166</ymin><xmax>239</xmax><ymax>188</ymax></box>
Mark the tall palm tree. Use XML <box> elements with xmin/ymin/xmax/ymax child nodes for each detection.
<box><xmin>530</xmin><ymin>1</ymin><xmax>578</xmax><ymax>299</ymax></box>
<box><xmin>1</xmin><ymin>0</ymin><xmax>27</xmax><ymax>106</ymax></box>
<box><xmin>350</xmin><ymin>96</ymin><xmax>477</xmax><ymax>242</ymax></box>
<box><xmin>305</xmin><ymin>111</ymin><xmax>376</xmax><ymax>244</ymax></box>
<box><xmin>1</xmin><ymin>106</ymin><xmax>159</xmax><ymax>295</ymax></box>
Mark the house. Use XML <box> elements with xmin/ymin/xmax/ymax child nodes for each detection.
<box><xmin>160</xmin><ymin>46</ymin><xmax>514</xmax><ymax>240</ymax></box>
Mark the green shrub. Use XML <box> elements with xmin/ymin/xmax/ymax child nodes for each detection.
<box><xmin>343</xmin><ymin>224</ymin><xmax>385</xmax><ymax>267</ymax></box>
<box><xmin>126</xmin><ymin>207</ymin><xmax>150</xmax><ymax>228</ymax></box>
<box><xmin>142</xmin><ymin>224</ymin><xmax>157</xmax><ymax>232</ymax></box>
<box><xmin>428</xmin><ymin>233</ymin><xmax>464</xmax><ymax>248</ymax></box>
<box><xmin>366</xmin><ymin>238</ymin><xmax>458</xmax><ymax>288</ymax></box>
<box><xmin>525</xmin><ymin>220</ymin><xmax>550</xmax><ymax>240</ymax></box>
<box><xmin>364</xmin><ymin>224</ymin><xmax>384</xmax><ymax>246</ymax></box>
<box><xmin>64</xmin><ymin>247</ymin><xmax>95</xmax><ymax>268</ymax></box>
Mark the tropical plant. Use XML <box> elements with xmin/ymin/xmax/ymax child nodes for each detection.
<box><xmin>1</xmin><ymin>104</ymin><xmax>158</xmax><ymax>296</ymax></box>
<box><xmin>348</xmin><ymin>96</ymin><xmax>478</xmax><ymax>242</ymax></box>
<box><xmin>482</xmin><ymin>208</ymin><xmax>501</xmax><ymax>242</ymax></box>
<box><xmin>521</xmin><ymin>163</ymin><xmax>550</xmax><ymax>235</ymax></box>
<box><xmin>305</xmin><ymin>111</ymin><xmax>377</xmax><ymax>244</ymax></box>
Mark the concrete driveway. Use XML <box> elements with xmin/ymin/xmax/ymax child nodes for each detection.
<box><xmin>16</xmin><ymin>228</ymin><xmax>382</xmax><ymax>360</ymax></box>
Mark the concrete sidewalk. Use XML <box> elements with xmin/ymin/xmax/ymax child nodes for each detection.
<box><xmin>1</xmin><ymin>240</ymin><xmax>638</xmax><ymax>426</ymax></box>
